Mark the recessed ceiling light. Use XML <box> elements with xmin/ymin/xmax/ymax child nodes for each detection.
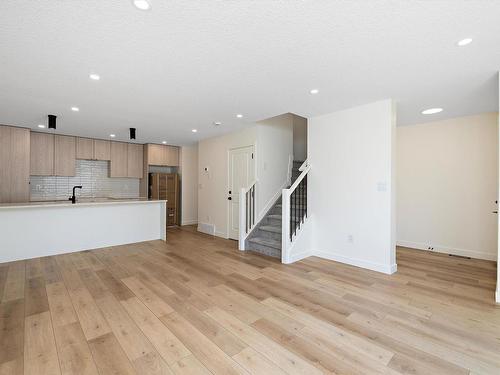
<box><xmin>71</xmin><ymin>107</ymin><xmax>79</xmax><ymax>112</ymax></box>
<box><xmin>214</xmin><ymin>121</ymin><xmax>222</xmax><ymax>126</ymax></box>
<box><xmin>310</xmin><ymin>89</ymin><xmax>319</xmax><ymax>95</ymax></box>
<box><xmin>192</xmin><ymin>129</ymin><xmax>198</xmax><ymax>133</ymax></box>
<box><xmin>236</xmin><ymin>114</ymin><xmax>243</xmax><ymax>118</ymax></box>
<box><xmin>89</xmin><ymin>73</ymin><xmax>100</xmax><ymax>80</ymax></box>
<box><xmin>37</xmin><ymin>124</ymin><xmax>45</xmax><ymax>128</ymax></box>
<box><xmin>162</xmin><ymin>141</ymin><xmax>167</xmax><ymax>144</ymax></box>
<box><xmin>133</xmin><ymin>0</ymin><xmax>151</xmax><ymax>10</ymax></box>
<box><xmin>422</xmin><ymin>108</ymin><xmax>443</xmax><ymax>115</ymax></box>
<box><xmin>457</xmin><ymin>38</ymin><xmax>472</xmax><ymax>47</ymax></box>
<box><xmin>110</xmin><ymin>134</ymin><xmax>116</xmax><ymax>138</ymax></box>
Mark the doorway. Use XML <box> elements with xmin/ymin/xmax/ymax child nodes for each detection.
<box><xmin>228</xmin><ymin>145</ymin><xmax>255</xmax><ymax>240</ymax></box>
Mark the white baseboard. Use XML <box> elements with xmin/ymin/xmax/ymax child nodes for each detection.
<box><xmin>214</xmin><ymin>230</ymin><xmax>227</xmax><ymax>239</ymax></box>
<box><xmin>496</xmin><ymin>289</ymin><xmax>500</xmax><ymax>304</ymax></box>
<box><xmin>284</xmin><ymin>250</ymin><xmax>314</xmax><ymax>264</ymax></box>
<box><xmin>181</xmin><ymin>219</ymin><xmax>198</xmax><ymax>226</ymax></box>
<box><xmin>397</xmin><ymin>240</ymin><xmax>497</xmax><ymax>261</ymax></box>
<box><xmin>197</xmin><ymin>222</ymin><xmax>215</xmax><ymax>236</ymax></box>
<box><xmin>314</xmin><ymin>250</ymin><xmax>397</xmax><ymax>275</ymax></box>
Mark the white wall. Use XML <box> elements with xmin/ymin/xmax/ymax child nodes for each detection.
<box><xmin>180</xmin><ymin>144</ymin><xmax>199</xmax><ymax>226</ymax></box>
<box><xmin>198</xmin><ymin>127</ymin><xmax>258</xmax><ymax>237</ymax></box>
<box><xmin>497</xmin><ymin>72</ymin><xmax>500</xmax><ymax>303</ymax></box>
<box><xmin>197</xmin><ymin>114</ymin><xmax>293</xmax><ymax>238</ymax></box>
<box><xmin>307</xmin><ymin>99</ymin><xmax>397</xmax><ymax>274</ymax></box>
<box><xmin>293</xmin><ymin>115</ymin><xmax>308</xmax><ymax>161</ymax></box>
<box><xmin>397</xmin><ymin>113</ymin><xmax>498</xmax><ymax>261</ymax></box>
<box><xmin>256</xmin><ymin>114</ymin><xmax>294</xmax><ymax>218</ymax></box>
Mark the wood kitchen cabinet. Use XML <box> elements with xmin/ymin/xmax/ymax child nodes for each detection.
<box><xmin>149</xmin><ymin>172</ymin><xmax>179</xmax><ymax>225</ymax></box>
<box><xmin>76</xmin><ymin>137</ymin><xmax>111</xmax><ymax>161</ymax></box>
<box><xmin>93</xmin><ymin>139</ymin><xmax>111</xmax><ymax>161</ymax></box>
<box><xmin>76</xmin><ymin>137</ymin><xmax>94</xmax><ymax>160</ymax></box>
<box><xmin>30</xmin><ymin>132</ymin><xmax>55</xmax><ymax>176</ymax></box>
<box><xmin>110</xmin><ymin>141</ymin><xmax>128</xmax><ymax>177</ymax></box>
<box><xmin>0</xmin><ymin>125</ymin><xmax>30</xmax><ymax>203</ymax></box>
<box><xmin>54</xmin><ymin>135</ymin><xmax>76</xmax><ymax>176</ymax></box>
<box><xmin>127</xmin><ymin>143</ymin><xmax>143</xmax><ymax>178</ymax></box>
<box><xmin>146</xmin><ymin>144</ymin><xmax>179</xmax><ymax>166</ymax></box>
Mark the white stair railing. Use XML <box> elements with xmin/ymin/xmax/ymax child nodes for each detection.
<box><xmin>238</xmin><ymin>179</ymin><xmax>257</xmax><ymax>250</ymax></box>
<box><xmin>282</xmin><ymin>159</ymin><xmax>310</xmax><ymax>262</ymax></box>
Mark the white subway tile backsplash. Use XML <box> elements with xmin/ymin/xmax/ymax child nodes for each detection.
<box><xmin>30</xmin><ymin>160</ymin><xmax>139</xmax><ymax>201</ymax></box>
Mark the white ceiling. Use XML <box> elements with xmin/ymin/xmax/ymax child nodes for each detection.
<box><xmin>0</xmin><ymin>0</ymin><xmax>499</xmax><ymax>145</ymax></box>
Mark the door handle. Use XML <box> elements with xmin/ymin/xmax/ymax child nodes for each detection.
<box><xmin>228</xmin><ymin>197</ymin><xmax>232</xmax><ymax>200</ymax></box>
<box><xmin>492</xmin><ymin>211</ymin><xmax>498</xmax><ymax>214</ymax></box>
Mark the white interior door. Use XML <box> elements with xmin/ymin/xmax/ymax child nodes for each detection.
<box><xmin>228</xmin><ymin>145</ymin><xmax>255</xmax><ymax>240</ymax></box>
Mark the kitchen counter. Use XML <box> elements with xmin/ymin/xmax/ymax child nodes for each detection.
<box><xmin>0</xmin><ymin>199</ymin><xmax>167</xmax><ymax>262</ymax></box>
<box><xmin>0</xmin><ymin>197</ymin><xmax>163</xmax><ymax>209</ymax></box>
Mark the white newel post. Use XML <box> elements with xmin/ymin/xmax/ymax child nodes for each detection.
<box><xmin>281</xmin><ymin>188</ymin><xmax>291</xmax><ymax>263</ymax></box>
<box><xmin>239</xmin><ymin>187</ymin><xmax>246</xmax><ymax>251</ymax></box>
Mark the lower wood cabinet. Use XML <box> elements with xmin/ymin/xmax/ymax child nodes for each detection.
<box><xmin>0</xmin><ymin>125</ymin><xmax>30</xmax><ymax>203</ymax></box>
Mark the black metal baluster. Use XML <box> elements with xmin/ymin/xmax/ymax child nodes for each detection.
<box><xmin>289</xmin><ymin>193</ymin><xmax>292</xmax><ymax>241</ymax></box>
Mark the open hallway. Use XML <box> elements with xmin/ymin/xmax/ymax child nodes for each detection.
<box><xmin>0</xmin><ymin>226</ymin><xmax>499</xmax><ymax>374</ymax></box>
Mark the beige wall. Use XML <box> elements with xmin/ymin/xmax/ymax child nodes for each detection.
<box><xmin>197</xmin><ymin>113</ymin><xmax>294</xmax><ymax>238</ymax></box>
<box><xmin>180</xmin><ymin>144</ymin><xmax>198</xmax><ymax>226</ymax></box>
<box><xmin>397</xmin><ymin>112</ymin><xmax>499</xmax><ymax>260</ymax></box>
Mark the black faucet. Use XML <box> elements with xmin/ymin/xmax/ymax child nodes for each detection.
<box><xmin>69</xmin><ymin>186</ymin><xmax>83</xmax><ymax>204</ymax></box>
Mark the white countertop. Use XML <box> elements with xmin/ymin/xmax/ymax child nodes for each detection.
<box><xmin>0</xmin><ymin>198</ymin><xmax>167</xmax><ymax>210</ymax></box>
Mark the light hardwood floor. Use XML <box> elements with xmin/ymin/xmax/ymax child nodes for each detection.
<box><xmin>1</xmin><ymin>226</ymin><xmax>499</xmax><ymax>374</ymax></box>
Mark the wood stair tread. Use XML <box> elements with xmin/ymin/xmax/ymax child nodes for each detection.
<box><xmin>248</xmin><ymin>237</ymin><xmax>281</xmax><ymax>249</ymax></box>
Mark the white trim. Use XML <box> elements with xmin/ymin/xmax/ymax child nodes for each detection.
<box><xmin>181</xmin><ymin>219</ymin><xmax>198</xmax><ymax>226</ymax></box>
<box><xmin>397</xmin><ymin>240</ymin><xmax>497</xmax><ymax>261</ymax></box>
<box><xmin>496</xmin><ymin>289</ymin><xmax>500</xmax><ymax>304</ymax></box>
<box><xmin>284</xmin><ymin>250</ymin><xmax>314</xmax><ymax>264</ymax></box>
<box><xmin>215</xmin><ymin>230</ymin><xmax>227</xmax><ymax>239</ymax></box>
<box><xmin>314</xmin><ymin>250</ymin><xmax>397</xmax><ymax>274</ymax></box>
<box><xmin>197</xmin><ymin>222</ymin><xmax>215</xmax><ymax>236</ymax></box>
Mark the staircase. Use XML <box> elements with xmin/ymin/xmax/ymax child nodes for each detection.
<box><xmin>246</xmin><ymin>160</ymin><xmax>305</xmax><ymax>258</ymax></box>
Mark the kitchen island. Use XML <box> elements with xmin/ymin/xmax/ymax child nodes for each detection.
<box><xmin>0</xmin><ymin>199</ymin><xmax>167</xmax><ymax>263</ymax></box>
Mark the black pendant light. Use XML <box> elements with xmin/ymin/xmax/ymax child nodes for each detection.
<box><xmin>130</xmin><ymin>127</ymin><xmax>136</xmax><ymax>140</ymax></box>
<box><xmin>48</xmin><ymin>114</ymin><xmax>57</xmax><ymax>129</ymax></box>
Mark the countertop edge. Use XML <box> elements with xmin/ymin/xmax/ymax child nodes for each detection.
<box><xmin>0</xmin><ymin>200</ymin><xmax>167</xmax><ymax>210</ymax></box>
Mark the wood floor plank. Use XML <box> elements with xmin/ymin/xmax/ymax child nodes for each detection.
<box><xmin>160</xmin><ymin>311</ymin><xmax>249</xmax><ymax>375</ymax></box>
<box><xmin>120</xmin><ymin>296</ymin><xmax>191</xmax><ymax>365</ymax></box>
<box><xmin>169</xmin><ymin>355</ymin><xmax>211</xmax><ymax>375</ymax></box>
<box><xmin>0</xmin><ymin>299</ymin><xmax>24</xmax><ymax>366</ymax></box>
<box><xmin>95</xmin><ymin>292</ymin><xmax>155</xmax><ymax>361</ymax></box>
<box><xmin>205</xmin><ymin>306</ymin><xmax>323</xmax><ymax>375</ymax></box>
<box><xmin>2</xmin><ymin>262</ymin><xmax>25</xmax><ymax>302</ymax></box>
<box><xmin>232</xmin><ymin>347</ymin><xmax>287</xmax><ymax>375</ymax></box>
<box><xmin>24</xmin><ymin>276</ymin><xmax>49</xmax><ymax>317</ymax></box>
<box><xmin>88</xmin><ymin>333</ymin><xmax>136</xmax><ymax>375</ymax></box>
<box><xmin>68</xmin><ymin>286</ymin><xmax>111</xmax><ymax>341</ymax></box>
<box><xmin>121</xmin><ymin>276</ymin><xmax>174</xmax><ymax>317</ymax></box>
<box><xmin>52</xmin><ymin>322</ymin><xmax>99</xmax><ymax>375</ymax></box>
<box><xmin>23</xmin><ymin>311</ymin><xmax>61</xmax><ymax>375</ymax></box>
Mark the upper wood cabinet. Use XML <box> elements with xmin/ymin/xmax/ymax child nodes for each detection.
<box><xmin>127</xmin><ymin>143</ymin><xmax>143</xmax><ymax>178</ymax></box>
<box><xmin>0</xmin><ymin>126</ymin><xmax>30</xmax><ymax>203</ymax></box>
<box><xmin>93</xmin><ymin>139</ymin><xmax>111</xmax><ymax>161</ymax></box>
<box><xmin>110</xmin><ymin>141</ymin><xmax>128</xmax><ymax>177</ymax></box>
<box><xmin>76</xmin><ymin>137</ymin><xmax>111</xmax><ymax>161</ymax></box>
<box><xmin>54</xmin><ymin>135</ymin><xmax>76</xmax><ymax>176</ymax></box>
<box><xmin>76</xmin><ymin>137</ymin><xmax>94</xmax><ymax>160</ymax></box>
<box><xmin>30</xmin><ymin>132</ymin><xmax>54</xmax><ymax>176</ymax></box>
<box><xmin>146</xmin><ymin>144</ymin><xmax>179</xmax><ymax>166</ymax></box>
